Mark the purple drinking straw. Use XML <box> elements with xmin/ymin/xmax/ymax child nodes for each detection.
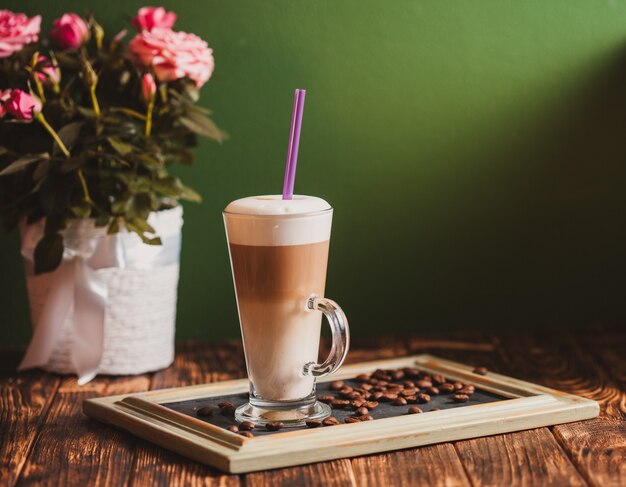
<box><xmin>282</xmin><ymin>89</ymin><xmax>306</xmax><ymax>200</ymax></box>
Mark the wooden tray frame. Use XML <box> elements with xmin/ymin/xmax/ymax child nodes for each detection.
<box><xmin>83</xmin><ymin>354</ymin><xmax>599</xmax><ymax>473</ymax></box>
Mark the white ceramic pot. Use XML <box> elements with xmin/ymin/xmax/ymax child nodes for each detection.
<box><xmin>19</xmin><ymin>206</ymin><xmax>183</xmax><ymax>382</ymax></box>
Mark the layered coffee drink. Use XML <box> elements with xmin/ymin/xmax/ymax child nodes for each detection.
<box><xmin>224</xmin><ymin>195</ymin><xmax>333</xmax><ymax>401</ymax></box>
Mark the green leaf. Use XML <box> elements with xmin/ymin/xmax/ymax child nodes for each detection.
<box><xmin>107</xmin><ymin>218</ymin><xmax>120</xmax><ymax>234</ymax></box>
<box><xmin>179</xmin><ymin>112</ymin><xmax>226</xmax><ymax>142</ymax></box>
<box><xmin>0</xmin><ymin>153</ymin><xmax>49</xmax><ymax>176</ymax></box>
<box><xmin>151</xmin><ymin>176</ymin><xmax>184</xmax><ymax>197</ymax></box>
<box><xmin>33</xmin><ymin>159</ymin><xmax>50</xmax><ymax>182</ymax></box>
<box><xmin>95</xmin><ymin>215</ymin><xmax>110</xmax><ymax>227</ymax></box>
<box><xmin>34</xmin><ymin>232</ymin><xmax>64</xmax><ymax>274</ymax></box>
<box><xmin>180</xmin><ymin>184</ymin><xmax>202</xmax><ymax>203</ymax></box>
<box><xmin>60</xmin><ymin>155</ymin><xmax>86</xmax><ymax>173</ymax></box>
<box><xmin>128</xmin><ymin>217</ymin><xmax>155</xmax><ymax>234</ymax></box>
<box><xmin>107</xmin><ymin>137</ymin><xmax>136</xmax><ymax>156</ymax></box>
<box><xmin>76</xmin><ymin>106</ymin><xmax>97</xmax><ymax>118</ymax></box>
<box><xmin>138</xmin><ymin>234</ymin><xmax>162</xmax><ymax>245</ymax></box>
<box><xmin>54</xmin><ymin>121</ymin><xmax>84</xmax><ymax>155</ymax></box>
<box><xmin>54</xmin><ymin>51</ymin><xmax>81</xmax><ymax>69</ymax></box>
<box><xmin>70</xmin><ymin>202</ymin><xmax>91</xmax><ymax>218</ymax></box>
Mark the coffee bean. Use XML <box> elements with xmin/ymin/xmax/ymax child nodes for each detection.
<box><xmin>368</xmin><ymin>378</ymin><xmax>379</xmax><ymax>385</ymax></box>
<box><xmin>372</xmin><ymin>391</ymin><xmax>384</xmax><ymax>400</ymax></box>
<box><xmin>323</xmin><ymin>417</ymin><xmax>340</xmax><ymax>426</ymax></box>
<box><xmin>361</xmin><ymin>383</ymin><xmax>373</xmax><ymax>391</ymax></box>
<box><xmin>393</xmin><ymin>397</ymin><xmax>408</xmax><ymax>406</ymax></box>
<box><xmin>356</xmin><ymin>374</ymin><xmax>370</xmax><ymax>382</ymax></box>
<box><xmin>358</xmin><ymin>414</ymin><xmax>374</xmax><ymax>421</ymax></box>
<box><xmin>220</xmin><ymin>405</ymin><xmax>236</xmax><ymax>416</ymax></box>
<box><xmin>239</xmin><ymin>421</ymin><xmax>255</xmax><ymax>431</ymax></box>
<box><xmin>453</xmin><ymin>393</ymin><xmax>470</xmax><ymax>403</ymax></box>
<box><xmin>439</xmin><ymin>383</ymin><xmax>455</xmax><ymax>394</ymax></box>
<box><xmin>453</xmin><ymin>381</ymin><xmax>464</xmax><ymax>391</ymax></box>
<box><xmin>348</xmin><ymin>391</ymin><xmax>362</xmax><ymax>400</ymax></box>
<box><xmin>431</xmin><ymin>374</ymin><xmax>446</xmax><ymax>385</ymax></box>
<box><xmin>351</xmin><ymin>399</ymin><xmax>365</xmax><ymax>408</ymax></box>
<box><xmin>345</xmin><ymin>416</ymin><xmax>360</xmax><ymax>424</ymax></box>
<box><xmin>305</xmin><ymin>419</ymin><xmax>322</xmax><ymax>428</ymax></box>
<box><xmin>372</xmin><ymin>369</ymin><xmax>390</xmax><ymax>380</ymax></box>
<box><xmin>227</xmin><ymin>425</ymin><xmax>239</xmax><ymax>433</ymax></box>
<box><xmin>387</xmin><ymin>387</ymin><xmax>404</xmax><ymax>394</ymax></box>
<box><xmin>330</xmin><ymin>380</ymin><xmax>345</xmax><ymax>390</ymax></box>
<box><xmin>339</xmin><ymin>386</ymin><xmax>354</xmax><ymax>395</ymax></box>
<box><xmin>401</xmin><ymin>388</ymin><xmax>417</xmax><ymax>397</ymax></box>
<box><xmin>404</xmin><ymin>395</ymin><xmax>417</xmax><ymax>403</ymax></box>
<box><xmin>461</xmin><ymin>384</ymin><xmax>476</xmax><ymax>393</ymax></box>
<box><xmin>380</xmin><ymin>393</ymin><xmax>398</xmax><ymax>402</ymax></box>
<box><xmin>458</xmin><ymin>387</ymin><xmax>475</xmax><ymax>395</ymax></box>
<box><xmin>331</xmin><ymin>399</ymin><xmax>350</xmax><ymax>408</ymax></box>
<box><xmin>364</xmin><ymin>401</ymin><xmax>379</xmax><ymax>409</ymax></box>
<box><xmin>417</xmin><ymin>393</ymin><xmax>431</xmax><ymax>404</ymax></box>
<box><xmin>473</xmin><ymin>366</ymin><xmax>488</xmax><ymax>375</ymax></box>
<box><xmin>431</xmin><ymin>407</ymin><xmax>441</xmax><ymax>411</ymax></box>
<box><xmin>403</xmin><ymin>367</ymin><xmax>420</xmax><ymax>377</ymax></box>
<box><xmin>362</xmin><ymin>392</ymin><xmax>372</xmax><ymax>400</ymax></box>
<box><xmin>420</xmin><ymin>373</ymin><xmax>432</xmax><ymax>381</ymax></box>
<box><xmin>408</xmin><ymin>406</ymin><xmax>423</xmax><ymax>414</ymax></box>
<box><xmin>196</xmin><ymin>406</ymin><xmax>213</xmax><ymax>417</ymax></box>
<box><xmin>266</xmin><ymin>421</ymin><xmax>284</xmax><ymax>431</ymax></box>
<box><xmin>218</xmin><ymin>401</ymin><xmax>234</xmax><ymax>409</ymax></box>
<box><xmin>403</xmin><ymin>381</ymin><xmax>416</xmax><ymax>388</ymax></box>
<box><xmin>318</xmin><ymin>395</ymin><xmax>335</xmax><ymax>404</ymax></box>
<box><xmin>355</xmin><ymin>406</ymin><xmax>369</xmax><ymax>415</ymax></box>
<box><xmin>376</xmin><ymin>380</ymin><xmax>389</xmax><ymax>388</ymax></box>
<box><xmin>392</xmin><ymin>370</ymin><xmax>405</xmax><ymax>380</ymax></box>
<box><xmin>425</xmin><ymin>386</ymin><xmax>440</xmax><ymax>395</ymax></box>
<box><xmin>238</xmin><ymin>431</ymin><xmax>254</xmax><ymax>438</ymax></box>
<box><xmin>416</xmin><ymin>380</ymin><xmax>432</xmax><ymax>389</ymax></box>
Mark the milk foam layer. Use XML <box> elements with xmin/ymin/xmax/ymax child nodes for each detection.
<box><xmin>224</xmin><ymin>195</ymin><xmax>332</xmax><ymax>246</ymax></box>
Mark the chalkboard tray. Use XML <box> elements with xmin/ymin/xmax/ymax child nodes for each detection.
<box><xmin>83</xmin><ymin>354</ymin><xmax>598</xmax><ymax>473</ymax></box>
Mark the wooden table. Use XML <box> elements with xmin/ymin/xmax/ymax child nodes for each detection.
<box><xmin>1</xmin><ymin>328</ymin><xmax>624</xmax><ymax>486</ymax></box>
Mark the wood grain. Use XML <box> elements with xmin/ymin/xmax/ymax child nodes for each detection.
<box><xmin>1</xmin><ymin>330</ymin><xmax>621</xmax><ymax>486</ymax></box>
<box><xmin>334</xmin><ymin>338</ymin><xmax>472</xmax><ymax>487</ymax></box>
<box><xmin>0</xmin><ymin>349</ymin><xmax>60</xmax><ymax>487</ymax></box>
<box><xmin>405</xmin><ymin>331</ymin><xmax>591</xmax><ymax>487</ymax></box>
<box><xmin>455</xmin><ymin>429</ymin><xmax>587</xmax><ymax>487</ymax></box>
<box><xmin>351</xmin><ymin>444</ymin><xmax>471</xmax><ymax>487</ymax></box>
<box><xmin>131</xmin><ymin>341</ymin><xmax>242</xmax><ymax>486</ymax></box>
<box><xmin>496</xmin><ymin>330</ymin><xmax>625</xmax><ymax>487</ymax></box>
<box><xmin>243</xmin><ymin>459</ymin><xmax>356</xmax><ymax>487</ymax></box>
<box><xmin>16</xmin><ymin>375</ymin><xmax>150</xmax><ymax>487</ymax></box>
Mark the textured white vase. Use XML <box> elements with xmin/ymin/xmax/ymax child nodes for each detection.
<box><xmin>21</xmin><ymin>206</ymin><xmax>183</xmax><ymax>377</ymax></box>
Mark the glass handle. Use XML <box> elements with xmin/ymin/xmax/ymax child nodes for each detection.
<box><xmin>303</xmin><ymin>296</ymin><xmax>350</xmax><ymax>377</ymax></box>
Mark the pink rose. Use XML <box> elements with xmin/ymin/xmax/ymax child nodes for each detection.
<box><xmin>128</xmin><ymin>28</ymin><xmax>214</xmax><ymax>87</ymax></box>
<box><xmin>0</xmin><ymin>10</ymin><xmax>41</xmax><ymax>58</ymax></box>
<box><xmin>141</xmin><ymin>72</ymin><xmax>157</xmax><ymax>102</ymax></box>
<box><xmin>132</xmin><ymin>7</ymin><xmax>176</xmax><ymax>32</ymax></box>
<box><xmin>50</xmin><ymin>13</ymin><xmax>89</xmax><ymax>49</ymax></box>
<box><xmin>5</xmin><ymin>89</ymin><xmax>41</xmax><ymax>121</ymax></box>
<box><xmin>36</xmin><ymin>56</ymin><xmax>61</xmax><ymax>85</ymax></box>
<box><xmin>0</xmin><ymin>89</ymin><xmax>12</xmax><ymax>118</ymax></box>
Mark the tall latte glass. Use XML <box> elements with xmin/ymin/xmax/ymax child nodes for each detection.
<box><xmin>223</xmin><ymin>195</ymin><xmax>349</xmax><ymax>426</ymax></box>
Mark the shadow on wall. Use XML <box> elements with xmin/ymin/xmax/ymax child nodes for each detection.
<box><xmin>350</xmin><ymin>45</ymin><xmax>626</xmax><ymax>332</ymax></box>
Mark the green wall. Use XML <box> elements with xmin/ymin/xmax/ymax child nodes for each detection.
<box><xmin>2</xmin><ymin>1</ymin><xmax>626</xmax><ymax>345</ymax></box>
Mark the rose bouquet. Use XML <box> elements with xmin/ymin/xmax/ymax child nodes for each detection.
<box><xmin>0</xmin><ymin>7</ymin><xmax>224</xmax><ymax>382</ymax></box>
<box><xmin>0</xmin><ymin>7</ymin><xmax>223</xmax><ymax>273</ymax></box>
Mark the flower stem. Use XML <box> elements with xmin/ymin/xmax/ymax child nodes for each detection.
<box><xmin>90</xmin><ymin>86</ymin><xmax>101</xmax><ymax>117</ymax></box>
<box><xmin>35</xmin><ymin>112</ymin><xmax>70</xmax><ymax>158</ymax></box>
<box><xmin>145</xmin><ymin>99</ymin><xmax>154</xmax><ymax>137</ymax></box>
<box><xmin>77</xmin><ymin>169</ymin><xmax>93</xmax><ymax>204</ymax></box>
